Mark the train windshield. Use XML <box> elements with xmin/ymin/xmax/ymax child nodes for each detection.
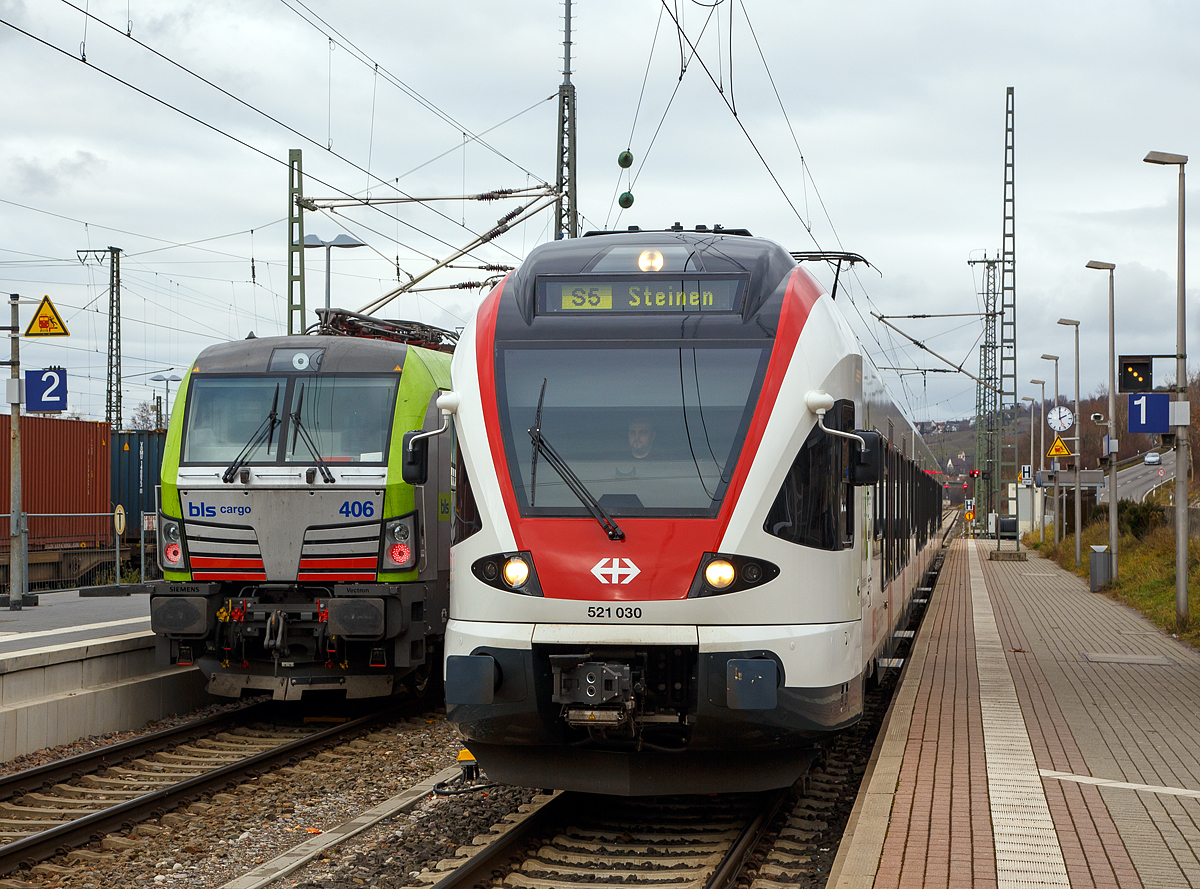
<box><xmin>283</xmin><ymin>376</ymin><xmax>398</xmax><ymax>464</ymax></box>
<box><xmin>497</xmin><ymin>346</ymin><xmax>770</xmax><ymax>517</ymax></box>
<box><xmin>181</xmin><ymin>375</ymin><xmax>399</xmax><ymax>465</ymax></box>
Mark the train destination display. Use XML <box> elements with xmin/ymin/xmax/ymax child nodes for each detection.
<box><xmin>538</xmin><ymin>276</ymin><xmax>745</xmax><ymax>314</ymax></box>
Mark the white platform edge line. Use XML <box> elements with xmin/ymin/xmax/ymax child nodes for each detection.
<box><xmin>1040</xmin><ymin>769</ymin><xmax>1200</xmax><ymax>799</ymax></box>
<box><xmin>971</xmin><ymin>542</ymin><xmax>1070</xmax><ymax>887</ymax></box>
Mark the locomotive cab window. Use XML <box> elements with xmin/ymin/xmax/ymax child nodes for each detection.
<box><xmin>181</xmin><ymin>374</ymin><xmax>400</xmax><ymax>466</ymax></box>
<box><xmin>764</xmin><ymin>399</ymin><xmax>855</xmax><ymax>551</ymax></box>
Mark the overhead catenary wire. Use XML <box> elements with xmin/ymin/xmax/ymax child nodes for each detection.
<box><xmin>38</xmin><ymin>3</ymin><xmax>547</xmax><ymax>265</ymax></box>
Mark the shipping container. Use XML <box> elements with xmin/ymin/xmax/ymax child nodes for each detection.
<box><xmin>111</xmin><ymin>430</ymin><xmax>167</xmax><ymax>539</ymax></box>
<box><xmin>0</xmin><ymin>414</ymin><xmax>113</xmax><ymax>588</ymax></box>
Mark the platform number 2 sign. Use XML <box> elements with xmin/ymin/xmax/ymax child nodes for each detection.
<box><xmin>25</xmin><ymin>368</ymin><xmax>67</xmax><ymax>413</ymax></box>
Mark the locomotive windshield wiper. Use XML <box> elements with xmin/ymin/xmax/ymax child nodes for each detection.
<box><xmin>289</xmin><ymin>383</ymin><xmax>335</xmax><ymax>483</ymax></box>
<box><xmin>221</xmin><ymin>383</ymin><xmax>280</xmax><ymax>484</ymax></box>
<box><xmin>527</xmin><ymin>425</ymin><xmax>625</xmax><ymax>541</ymax></box>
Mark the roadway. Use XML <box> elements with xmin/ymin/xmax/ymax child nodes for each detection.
<box><xmin>1098</xmin><ymin>450</ymin><xmax>1175</xmax><ymax>504</ymax></box>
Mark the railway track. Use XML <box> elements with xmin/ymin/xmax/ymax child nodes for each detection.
<box><xmin>416</xmin><ymin>774</ymin><xmax>832</xmax><ymax>889</ymax></box>
<box><xmin>0</xmin><ymin>700</ymin><xmax>409</xmax><ymax>876</ymax></box>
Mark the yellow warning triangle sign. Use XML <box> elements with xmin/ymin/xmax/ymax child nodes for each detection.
<box><xmin>1046</xmin><ymin>434</ymin><xmax>1073</xmax><ymax>458</ymax></box>
<box><xmin>24</xmin><ymin>295</ymin><xmax>69</xmax><ymax>337</ymax></box>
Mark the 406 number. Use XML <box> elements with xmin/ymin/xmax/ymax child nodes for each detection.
<box><xmin>339</xmin><ymin>500</ymin><xmax>375</xmax><ymax>518</ymax></box>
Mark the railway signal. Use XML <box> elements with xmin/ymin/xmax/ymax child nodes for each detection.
<box><xmin>1119</xmin><ymin>355</ymin><xmax>1152</xmax><ymax>392</ymax></box>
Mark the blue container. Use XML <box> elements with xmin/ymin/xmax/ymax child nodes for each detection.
<box><xmin>111</xmin><ymin>431</ymin><xmax>167</xmax><ymax>539</ymax></box>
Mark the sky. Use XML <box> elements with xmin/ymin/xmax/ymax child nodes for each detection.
<box><xmin>1</xmin><ymin>0</ymin><xmax>1198</xmax><ymax>426</ymax></box>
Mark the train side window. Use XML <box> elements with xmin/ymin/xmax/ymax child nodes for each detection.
<box><xmin>451</xmin><ymin>436</ymin><xmax>483</xmax><ymax>543</ymax></box>
<box><xmin>764</xmin><ymin>399</ymin><xmax>853</xmax><ymax>551</ymax></box>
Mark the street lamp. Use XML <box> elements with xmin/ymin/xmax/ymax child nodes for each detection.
<box><xmin>1031</xmin><ymin>378</ymin><xmax>1046</xmax><ymax>541</ymax></box>
<box><xmin>1058</xmin><ymin>319</ymin><xmax>1081</xmax><ymax>567</ymax></box>
<box><xmin>303</xmin><ymin>233</ymin><xmax>367</xmax><ymax>312</ymax></box>
<box><xmin>150</xmin><ymin>373</ymin><xmax>182</xmax><ymax>428</ymax></box>
<box><xmin>1087</xmin><ymin>260</ymin><xmax>1119</xmax><ymax>582</ymax></box>
<box><xmin>1022</xmin><ymin>395</ymin><xmax>1036</xmax><ymax>537</ymax></box>
<box><xmin>1042</xmin><ymin>354</ymin><xmax>1061</xmax><ymax>545</ymax></box>
<box><xmin>1144</xmin><ymin>149</ymin><xmax>1188</xmax><ymax>627</ymax></box>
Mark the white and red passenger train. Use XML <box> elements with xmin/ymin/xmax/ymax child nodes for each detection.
<box><xmin>441</xmin><ymin>226</ymin><xmax>942</xmax><ymax>795</ymax></box>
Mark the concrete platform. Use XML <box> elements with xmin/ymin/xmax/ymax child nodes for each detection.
<box><xmin>0</xmin><ymin>587</ymin><xmax>152</xmax><ymax>656</ymax></box>
<box><xmin>0</xmin><ymin>633</ymin><xmax>212</xmax><ymax>761</ymax></box>
<box><xmin>831</xmin><ymin>538</ymin><xmax>1200</xmax><ymax>888</ymax></box>
<box><xmin>0</xmin><ymin>590</ymin><xmax>211</xmax><ymax>760</ymax></box>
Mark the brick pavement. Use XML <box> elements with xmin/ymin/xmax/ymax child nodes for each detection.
<box><xmin>832</xmin><ymin>537</ymin><xmax>1200</xmax><ymax>888</ymax></box>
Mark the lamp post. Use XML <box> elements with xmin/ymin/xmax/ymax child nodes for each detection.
<box><xmin>1031</xmin><ymin>378</ymin><xmax>1046</xmax><ymax>541</ymax></box>
<box><xmin>1087</xmin><ymin>260</ymin><xmax>1119</xmax><ymax>582</ymax></box>
<box><xmin>1022</xmin><ymin>395</ymin><xmax>1036</xmax><ymax>536</ymax></box>
<box><xmin>1144</xmin><ymin>150</ymin><xmax>1188</xmax><ymax>627</ymax></box>
<box><xmin>303</xmin><ymin>233</ymin><xmax>367</xmax><ymax>312</ymax></box>
<box><xmin>150</xmin><ymin>373</ymin><xmax>182</xmax><ymax>429</ymax></box>
<box><xmin>1042</xmin><ymin>354</ymin><xmax>1061</xmax><ymax>545</ymax></box>
<box><xmin>1058</xmin><ymin>319</ymin><xmax>1082</xmax><ymax>567</ymax></box>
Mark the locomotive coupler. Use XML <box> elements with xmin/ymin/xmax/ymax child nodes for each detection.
<box><xmin>550</xmin><ymin>655</ymin><xmax>636</xmax><ymax>728</ymax></box>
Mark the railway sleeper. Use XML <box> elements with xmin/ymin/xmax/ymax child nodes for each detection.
<box><xmin>534</xmin><ymin>847</ymin><xmax>723</xmax><ymax>867</ymax></box>
<box><xmin>519</xmin><ymin>861</ymin><xmax>713</xmax><ymax>878</ymax></box>
<box><xmin>0</xmin><ymin>802</ymin><xmax>94</xmax><ymax>819</ymax></box>
<box><xmin>547</xmin><ymin>836</ymin><xmax>729</xmax><ymax>855</ymax></box>
<box><xmin>49</xmin><ymin>784</ymin><xmax>146</xmax><ymax>800</ymax></box>
<box><xmin>20</xmin><ymin>793</ymin><xmax>111</xmax><ymax>808</ymax></box>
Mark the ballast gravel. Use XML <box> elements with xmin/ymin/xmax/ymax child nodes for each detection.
<box><xmin>7</xmin><ymin>710</ymin><xmax>471</xmax><ymax>889</ymax></box>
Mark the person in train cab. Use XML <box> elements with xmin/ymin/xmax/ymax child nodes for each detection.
<box><xmin>628</xmin><ymin>417</ymin><xmax>656</xmax><ymax>460</ymax></box>
<box><xmin>615</xmin><ymin>417</ymin><xmax>656</xmax><ymax>479</ymax></box>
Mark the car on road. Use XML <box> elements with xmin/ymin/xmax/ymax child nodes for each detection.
<box><xmin>1145</xmin><ymin>452</ymin><xmax>1162</xmax><ymax>465</ymax></box>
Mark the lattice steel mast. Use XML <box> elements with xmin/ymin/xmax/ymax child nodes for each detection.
<box><xmin>106</xmin><ymin>247</ymin><xmax>122</xmax><ymax>429</ymax></box>
<box><xmin>287</xmin><ymin>149</ymin><xmax>307</xmax><ymax>335</ymax></box>
<box><xmin>970</xmin><ymin>256</ymin><xmax>999</xmax><ymax>525</ymax></box>
<box><xmin>999</xmin><ymin>87</ymin><xmax>1018</xmax><ymax>530</ymax></box>
<box><xmin>554</xmin><ymin>0</ymin><xmax>578</xmax><ymax>240</ymax></box>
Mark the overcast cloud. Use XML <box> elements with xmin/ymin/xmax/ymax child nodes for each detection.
<box><xmin>1</xmin><ymin>0</ymin><xmax>1197</xmax><ymax>423</ymax></box>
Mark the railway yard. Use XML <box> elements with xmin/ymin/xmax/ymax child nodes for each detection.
<box><xmin>0</xmin><ymin>666</ymin><xmax>903</xmax><ymax>889</ymax></box>
<box><xmin>4</xmin><ymin>520</ymin><xmax>1200</xmax><ymax>888</ymax></box>
<box><xmin>0</xmin><ymin>606</ymin><xmax>920</xmax><ymax>889</ymax></box>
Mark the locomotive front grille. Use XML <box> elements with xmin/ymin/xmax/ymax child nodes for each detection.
<box><xmin>183</xmin><ymin>521</ymin><xmax>264</xmax><ymax>581</ymax></box>
<box><xmin>299</xmin><ymin>520</ymin><xmax>382</xmax><ymax>582</ymax></box>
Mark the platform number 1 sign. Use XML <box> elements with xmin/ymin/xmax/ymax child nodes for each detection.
<box><xmin>1128</xmin><ymin>392</ymin><xmax>1169</xmax><ymax>434</ymax></box>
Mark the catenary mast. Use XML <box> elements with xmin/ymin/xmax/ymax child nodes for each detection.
<box><xmin>554</xmin><ymin>0</ymin><xmax>578</xmax><ymax>240</ymax></box>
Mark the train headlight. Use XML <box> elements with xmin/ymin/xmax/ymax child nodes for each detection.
<box><xmin>688</xmin><ymin>553</ymin><xmax>780</xmax><ymax>598</ymax></box>
<box><xmin>638</xmin><ymin>249</ymin><xmax>665</xmax><ymax>272</ymax></box>
<box><xmin>502</xmin><ymin>557</ymin><xmax>530</xmax><ymax>589</ymax></box>
<box><xmin>704</xmin><ymin>559</ymin><xmax>736</xmax><ymax>589</ymax></box>
<box><xmin>163</xmin><ymin>523</ymin><xmax>181</xmax><ymax>543</ymax></box>
<box><xmin>471</xmin><ymin>553</ymin><xmax>543</xmax><ymax>596</ymax></box>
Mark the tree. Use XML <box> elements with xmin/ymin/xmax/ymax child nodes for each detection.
<box><xmin>127</xmin><ymin>400</ymin><xmax>158</xmax><ymax>430</ymax></box>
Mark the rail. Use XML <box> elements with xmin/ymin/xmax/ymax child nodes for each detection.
<box><xmin>0</xmin><ymin>701</ymin><xmax>409</xmax><ymax>875</ymax></box>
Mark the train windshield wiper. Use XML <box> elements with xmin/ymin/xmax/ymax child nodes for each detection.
<box><xmin>289</xmin><ymin>383</ymin><xmax>335</xmax><ymax>483</ymax></box>
<box><xmin>221</xmin><ymin>383</ymin><xmax>280</xmax><ymax>483</ymax></box>
<box><xmin>528</xmin><ymin>424</ymin><xmax>624</xmax><ymax>541</ymax></box>
<box><xmin>529</xmin><ymin>379</ymin><xmax>547</xmax><ymax>507</ymax></box>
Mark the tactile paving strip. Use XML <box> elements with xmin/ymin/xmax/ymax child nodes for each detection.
<box><xmin>970</xmin><ymin>542</ymin><xmax>1070</xmax><ymax>888</ymax></box>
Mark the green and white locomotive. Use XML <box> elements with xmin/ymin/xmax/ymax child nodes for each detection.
<box><xmin>149</xmin><ymin>312</ymin><xmax>455</xmax><ymax>701</ymax></box>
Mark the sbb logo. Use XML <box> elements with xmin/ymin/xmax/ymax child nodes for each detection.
<box><xmin>188</xmin><ymin>502</ymin><xmax>252</xmax><ymax>517</ymax></box>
